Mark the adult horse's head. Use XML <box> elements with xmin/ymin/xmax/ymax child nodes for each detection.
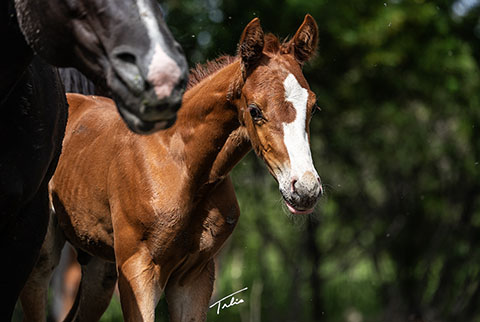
<box><xmin>14</xmin><ymin>0</ymin><xmax>188</xmax><ymax>133</ymax></box>
<box><xmin>235</xmin><ymin>15</ymin><xmax>322</xmax><ymax>214</ymax></box>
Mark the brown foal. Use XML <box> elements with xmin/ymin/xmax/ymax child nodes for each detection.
<box><xmin>22</xmin><ymin>15</ymin><xmax>322</xmax><ymax>322</ymax></box>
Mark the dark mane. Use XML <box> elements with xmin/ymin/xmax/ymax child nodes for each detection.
<box><xmin>58</xmin><ymin>68</ymin><xmax>96</xmax><ymax>95</ymax></box>
<box><xmin>58</xmin><ymin>68</ymin><xmax>110</xmax><ymax>97</ymax></box>
<box><xmin>187</xmin><ymin>55</ymin><xmax>238</xmax><ymax>90</ymax></box>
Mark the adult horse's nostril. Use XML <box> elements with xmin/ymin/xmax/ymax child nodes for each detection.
<box><xmin>110</xmin><ymin>48</ymin><xmax>144</xmax><ymax>95</ymax></box>
<box><xmin>115</xmin><ymin>52</ymin><xmax>137</xmax><ymax>65</ymax></box>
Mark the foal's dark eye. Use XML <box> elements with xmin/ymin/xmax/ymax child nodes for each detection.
<box><xmin>248</xmin><ymin>104</ymin><xmax>264</xmax><ymax>121</ymax></box>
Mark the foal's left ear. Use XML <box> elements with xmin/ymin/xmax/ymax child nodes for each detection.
<box><xmin>288</xmin><ymin>14</ymin><xmax>319</xmax><ymax>64</ymax></box>
<box><xmin>238</xmin><ymin>18</ymin><xmax>265</xmax><ymax>72</ymax></box>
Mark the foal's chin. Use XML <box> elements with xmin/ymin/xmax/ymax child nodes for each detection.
<box><xmin>284</xmin><ymin>200</ymin><xmax>315</xmax><ymax>215</ymax></box>
<box><xmin>281</xmin><ymin>192</ymin><xmax>319</xmax><ymax>216</ymax></box>
<box><xmin>278</xmin><ymin>191</ymin><xmax>321</xmax><ymax>229</ymax></box>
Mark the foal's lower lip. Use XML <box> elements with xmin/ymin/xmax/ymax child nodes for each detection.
<box><xmin>285</xmin><ymin>201</ymin><xmax>314</xmax><ymax>215</ymax></box>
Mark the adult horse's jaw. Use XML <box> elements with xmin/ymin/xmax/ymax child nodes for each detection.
<box><xmin>115</xmin><ymin>99</ymin><xmax>179</xmax><ymax>134</ymax></box>
<box><xmin>109</xmin><ymin>72</ymin><xmax>185</xmax><ymax>134</ymax></box>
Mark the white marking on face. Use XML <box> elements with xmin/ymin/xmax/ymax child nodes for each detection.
<box><xmin>282</xmin><ymin>73</ymin><xmax>318</xmax><ymax>181</ymax></box>
<box><xmin>136</xmin><ymin>0</ymin><xmax>181</xmax><ymax>99</ymax></box>
<box><xmin>136</xmin><ymin>0</ymin><xmax>163</xmax><ymax>55</ymax></box>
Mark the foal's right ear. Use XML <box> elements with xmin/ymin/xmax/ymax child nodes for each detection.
<box><xmin>238</xmin><ymin>18</ymin><xmax>265</xmax><ymax>72</ymax></box>
<box><xmin>287</xmin><ymin>14</ymin><xmax>319</xmax><ymax>64</ymax></box>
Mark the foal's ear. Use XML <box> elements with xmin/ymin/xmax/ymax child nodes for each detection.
<box><xmin>288</xmin><ymin>14</ymin><xmax>319</xmax><ymax>64</ymax></box>
<box><xmin>238</xmin><ymin>18</ymin><xmax>265</xmax><ymax>72</ymax></box>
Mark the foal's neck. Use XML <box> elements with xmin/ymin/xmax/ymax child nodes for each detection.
<box><xmin>165</xmin><ymin>60</ymin><xmax>251</xmax><ymax>191</ymax></box>
<box><xmin>0</xmin><ymin>2</ymin><xmax>34</xmax><ymax>103</ymax></box>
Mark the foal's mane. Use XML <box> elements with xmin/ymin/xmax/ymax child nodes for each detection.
<box><xmin>186</xmin><ymin>33</ymin><xmax>285</xmax><ymax>92</ymax></box>
<box><xmin>187</xmin><ymin>55</ymin><xmax>238</xmax><ymax>90</ymax></box>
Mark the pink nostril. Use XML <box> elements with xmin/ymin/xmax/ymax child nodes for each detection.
<box><xmin>291</xmin><ymin>178</ymin><xmax>298</xmax><ymax>194</ymax></box>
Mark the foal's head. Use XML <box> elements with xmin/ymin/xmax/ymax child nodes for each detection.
<box><xmin>235</xmin><ymin>15</ymin><xmax>322</xmax><ymax>214</ymax></box>
<box><xmin>14</xmin><ymin>0</ymin><xmax>188</xmax><ymax>133</ymax></box>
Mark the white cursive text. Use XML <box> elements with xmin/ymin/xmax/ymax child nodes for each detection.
<box><xmin>209</xmin><ymin>287</ymin><xmax>248</xmax><ymax>314</ymax></box>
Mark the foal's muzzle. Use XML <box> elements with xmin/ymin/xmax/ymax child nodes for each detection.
<box><xmin>280</xmin><ymin>171</ymin><xmax>323</xmax><ymax>215</ymax></box>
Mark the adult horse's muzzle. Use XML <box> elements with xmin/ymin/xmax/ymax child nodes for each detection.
<box><xmin>109</xmin><ymin>43</ymin><xmax>189</xmax><ymax>134</ymax></box>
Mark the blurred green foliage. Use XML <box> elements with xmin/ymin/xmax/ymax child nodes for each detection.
<box><xmin>14</xmin><ymin>0</ymin><xmax>480</xmax><ymax>321</ymax></box>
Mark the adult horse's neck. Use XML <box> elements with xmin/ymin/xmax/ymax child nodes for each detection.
<box><xmin>0</xmin><ymin>1</ymin><xmax>34</xmax><ymax>103</ymax></box>
<box><xmin>164</xmin><ymin>60</ymin><xmax>251</xmax><ymax>193</ymax></box>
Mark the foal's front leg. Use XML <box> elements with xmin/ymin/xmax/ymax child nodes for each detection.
<box><xmin>165</xmin><ymin>260</ymin><xmax>215</xmax><ymax>322</ymax></box>
<box><xmin>116</xmin><ymin>245</ymin><xmax>163</xmax><ymax>322</ymax></box>
<box><xmin>165</xmin><ymin>176</ymin><xmax>240</xmax><ymax>322</ymax></box>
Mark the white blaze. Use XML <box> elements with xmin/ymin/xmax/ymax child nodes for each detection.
<box><xmin>137</xmin><ymin>0</ymin><xmax>181</xmax><ymax>99</ymax></box>
<box><xmin>282</xmin><ymin>73</ymin><xmax>318</xmax><ymax>180</ymax></box>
